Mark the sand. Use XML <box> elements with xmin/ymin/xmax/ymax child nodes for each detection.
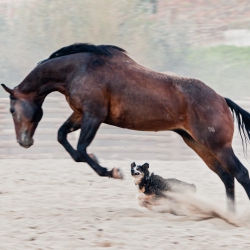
<box><xmin>1</xmin><ymin>158</ymin><xmax>250</xmax><ymax>250</ymax></box>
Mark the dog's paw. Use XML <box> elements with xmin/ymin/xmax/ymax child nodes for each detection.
<box><xmin>111</xmin><ymin>167</ymin><xmax>124</xmax><ymax>180</ymax></box>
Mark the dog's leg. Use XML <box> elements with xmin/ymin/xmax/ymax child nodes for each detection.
<box><xmin>137</xmin><ymin>194</ymin><xmax>159</xmax><ymax>210</ymax></box>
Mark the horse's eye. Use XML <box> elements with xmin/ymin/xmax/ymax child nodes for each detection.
<box><xmin>10</xmin><ymin>107</ymin><xmax>15</xmax><ymax>114</ymax></box>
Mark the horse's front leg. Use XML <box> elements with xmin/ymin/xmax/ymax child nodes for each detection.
<box><xmin>57</xmin><ymin>112</ymin><xmax>97</xmax><ymax>163</ymax></box>
<box><xmin>76</xmin><ymin>112</ymin><xmax>123</xmax><ymax>179</ymax></box>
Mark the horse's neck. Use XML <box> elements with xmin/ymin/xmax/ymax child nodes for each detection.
<box><xmin>36</xmin><ymin>80</ymin><xmax>66</xmax><ymax>97</ymax></box>
<box><xmin>18</xmin><ymin>62</ymin><xmax>70</xmax><ymax>98</ymax></box>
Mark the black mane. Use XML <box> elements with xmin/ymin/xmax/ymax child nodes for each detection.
<box><xmin>38</xmin><ymin>43</ymin><xmax>126</xmax><ymax>65</ymax></box>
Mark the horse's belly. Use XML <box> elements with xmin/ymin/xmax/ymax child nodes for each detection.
<box><xmin>105</xmin><ymin>108</ymin><xmax>180</xmax><ymax>131</ymax></box>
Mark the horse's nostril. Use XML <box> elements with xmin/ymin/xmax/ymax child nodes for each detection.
<box><xmin>10</xmin><ymin>107</ymin><xmax>15</xmax><ymax>114</ymax></box>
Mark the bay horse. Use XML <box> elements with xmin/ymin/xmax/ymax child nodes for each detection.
<box><xmin>2</xmin><ymin>43</ymin><xmax>250</xmax><ymax>211</ymax></box>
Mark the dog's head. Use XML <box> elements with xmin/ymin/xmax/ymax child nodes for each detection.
<box><xmin>131</xmin><ymin>162</ymin><xmax>150</xmax><ymax>185</ymax></box>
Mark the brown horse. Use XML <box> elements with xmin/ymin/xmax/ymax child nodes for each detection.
<box><xmin>2</xmin><ymin>43</ymin><xmax>250</xmax><ymax>211</ymax></box>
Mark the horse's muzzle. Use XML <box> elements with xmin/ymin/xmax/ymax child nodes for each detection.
<box><xmin>17</xmin><ymin>137</ymin><xmax>34</xmax><ymax>148</ymax></box>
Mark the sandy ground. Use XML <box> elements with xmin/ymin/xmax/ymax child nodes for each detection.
<box><xmin>1</xmin><ymin>159</ymin><xmax>250</xmax><ymax>250</ymax></box>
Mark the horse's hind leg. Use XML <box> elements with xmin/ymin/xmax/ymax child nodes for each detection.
<box><xmin>175</xmin><ymin>130</ymin><xmax>235</xmax><ymax>211</ymax></box>
<box><xmin>215</xmin><ymin>146</ymin><xmax>250</xmax><ymax>200</ymax></box>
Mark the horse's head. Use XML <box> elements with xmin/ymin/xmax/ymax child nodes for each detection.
<box><xmin>1</xmin><ymin>84</ymin><xmax>43</xmax><ymax>148</ymax></box>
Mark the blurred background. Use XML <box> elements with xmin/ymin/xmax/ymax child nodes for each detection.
<box><xmin>1</xmin><ymin>0</ymin><xmax>250</xmax><ymax>161</ymax></box>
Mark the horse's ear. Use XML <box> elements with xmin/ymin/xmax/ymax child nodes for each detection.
<box><xmin>142</xmin><ymin>163</ymin><xmax>149</xmax><ymax>169</ymax></box>
<box><xmin>1</xmin><ymin>84</ymin><xmax>14</xmax><ymax>95</ymax></box>
<box><xmin>131</xmin><ymin>162</ymin><xmax>136</xmax><ymax>169</ymax></box>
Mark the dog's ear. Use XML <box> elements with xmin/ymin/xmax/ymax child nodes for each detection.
<box><xmin>131</xmin><ymin>162</ymin><xmax>136</xmax><ymax>169</ymax></box>
<box><xmin>142</xmin><ymin>163</ymin><xmax>149</xmax><ymax>170</ymax></box>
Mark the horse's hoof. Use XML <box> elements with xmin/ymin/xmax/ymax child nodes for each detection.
<box><xmin>111</xmin><ymin>167</ymin><xmax>124</xmax><ymax>180</ymax></box>
<box><xmin>89</xmin><ymin>153</ymin><xmax>99</xmax><ymax>164</ymax></box>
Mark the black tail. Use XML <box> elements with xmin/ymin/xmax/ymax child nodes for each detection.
<box><xmin>225</xmin><ymin>97</ymin><xmax>250</xmax><ymax>151</ymax></box>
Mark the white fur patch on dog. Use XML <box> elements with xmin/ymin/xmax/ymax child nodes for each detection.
<box><xmin>131</xmin><ymin>165</ymin><xmax>145</xmax><ymax>185</ymax></box>
<box><xmin>133</xmin><ymin>174</ymin><xmax>144</xmax><ymax>185</ymax></box>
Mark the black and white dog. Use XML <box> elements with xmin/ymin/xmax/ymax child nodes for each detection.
<box><xmin>131</xmin><ymin>162</ymin><xmax>196</xmax><ymax>210</ymax></box>
<box><xmin>130</xmin><ymin>162</ymin><xmax>240</xmax><ymax>226</ymax></box>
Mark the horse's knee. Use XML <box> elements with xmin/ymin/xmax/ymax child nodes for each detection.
<box><xmin>72</xmin><ymin>150</ymin><xmax>86</xmax><ymax>162</ymax></box>
<box><xmin>73</xmin><ymin>154</ymin><xmax>82</xmax><ymax>162</ymax></box>
<box><xmin>57</xmin><ymin>126</ymin><xmax>66</xmax><ymax>144</ymax></box>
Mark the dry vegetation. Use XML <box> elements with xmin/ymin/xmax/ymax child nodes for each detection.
<box><xmin>1</xmin><ymin>0</ymin><xmax>250</xmax><ymax>98</ymax></box>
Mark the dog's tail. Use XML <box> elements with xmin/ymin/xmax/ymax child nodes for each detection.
<box><xmin>166</xmin><ymin>179</ymin><xmax>196</xmax><ymax>193</ymax></box>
